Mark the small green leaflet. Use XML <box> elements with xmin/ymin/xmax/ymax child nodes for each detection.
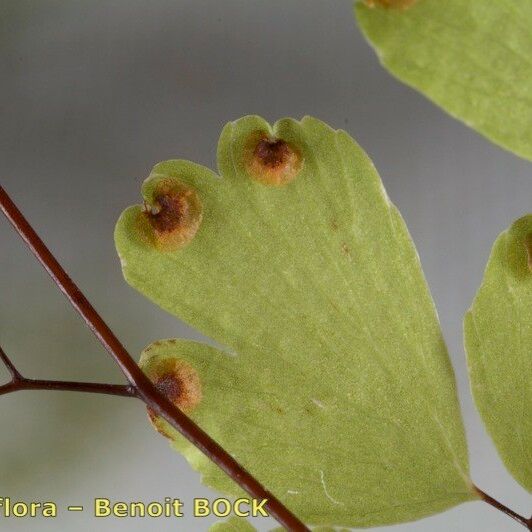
<box><xmin>355</xmin><ymin>0</ymin><xmax>532</xmax><ymax>161</ymax></box>
<box><xmin>115</xmin><ymin>116</ymin><xmax>476</xmax><ymax>527</ymax></box>
<box><xmin>465</xmin><ymin>215</ymin><xmax>532</xmax><ymax>492</ymax></box>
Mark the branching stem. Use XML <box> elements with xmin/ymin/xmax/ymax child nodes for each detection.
<box><xmin>1</xmin><ymin>185</ymin><xmax>530</xmax><ymax>531</ymax></box>
<box><xmin>0</xmin><ymin>344</ymin><xmax>22</xmax><ymax>380</ymax></box>
<box><xmin>0</xmin><ymin>184</ymin><xmax>308</xmax><ymax>532</ymax></box>
<box><xmin>0</xmin><ymin>379</ymin><xmax>136</xmax><ymax>398</ymax></box>
<box><xmin>0</xmin><ymin>349</ymin><xmax>137</xmax><ymax>398</ymax></box>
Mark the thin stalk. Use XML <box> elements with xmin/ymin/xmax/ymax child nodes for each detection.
<box><xmin>0</xmin><ymin>380</ymin><xmax>136</xmax><ymax>399</ymax></box>
<box><xmin>0</xmin><ymin>345</ymin><xmax>136</xmax><ymax>397</ymax></box>
<box><xmin>0</xmin><ymin>344</ymin><xmax>22</xmax><ymax>379</ymax></box>
<box><xmin>475</xmin><ymin>486</ymin><xmax>532</xmax><ymax>530</ymax></box>
<box><xmin>0</xmin><ymin>184</ymin><xmax>308</xmax><ymax>532</ymax></box>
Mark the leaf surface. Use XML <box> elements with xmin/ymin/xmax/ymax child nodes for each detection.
<box><xmin>210</xmin><ymin>517</ymin><xmax>256</xmax><ymax>532</ymax></box>
<box><xmin>464</xmin><ymin>215</ymin><xmax>532</xmax><ymax>492</ymax></box>
<box><xmin>115</xmin><ymin>116</ymin><xmax>476</xmax><ymax>527</ymax></box>
<box><xmin>355</xmin><ymin>0</ymin><xmax>532</xmax><ymax>161</ymax></box>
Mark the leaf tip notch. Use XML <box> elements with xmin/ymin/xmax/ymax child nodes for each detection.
<box><xmin>244</xmin><ymin>133</ymin><xmax>303</xmax><ymax>186</ymax></box>
<box><xmin>140</xmin><ymin>176</ymin><xmax>203</xmax><ymax>252</ymax></box>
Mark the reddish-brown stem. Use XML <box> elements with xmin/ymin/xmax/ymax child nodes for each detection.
<box><xmin>0</xmin><ymin>363</ymin><xmax>137</xmax><ymax>400</ymax></box>
<box><xmin>0</xmin><ymin>378</ymin><xmax>137</xmax><ymax>397</ymax></box>
<box><xmin>475</xmin><ymin>486</ymin><xmax>532</xmax><ymax>530</ymax></box>
<box><xmin>0</xmin><ymin>185</ymin><xmax>308</xmax><ymax>532</ymax></box>
<box><xmin>0</xmin><ymin>345</ymin><xmax>137</xmax><ymax>398</ymax></box>
<box><xmin>0</xmin><ymin>345</ymin><xmax>22</xmax><ymax>380</ymax></box>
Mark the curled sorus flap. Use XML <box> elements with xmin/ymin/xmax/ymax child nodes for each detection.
<box><xmin>115</xmin><ymin>116</ymin><xmax>476</xmax><ymax>528</ymax></box>
<box><xmin>465</xmin><ymin>215</ymin><xmax>532</xmax><ymax>493</ymax></box>
<box><xmin>355</xmin><ymin>0</ymin><xmax>532</xmax><ymax>161</ymax></box>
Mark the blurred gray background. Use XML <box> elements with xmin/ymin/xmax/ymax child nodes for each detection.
<box><xmin>0</xmin><ymin>1</ymin><xmax>530</xmax><ymax>530</ymax></box>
